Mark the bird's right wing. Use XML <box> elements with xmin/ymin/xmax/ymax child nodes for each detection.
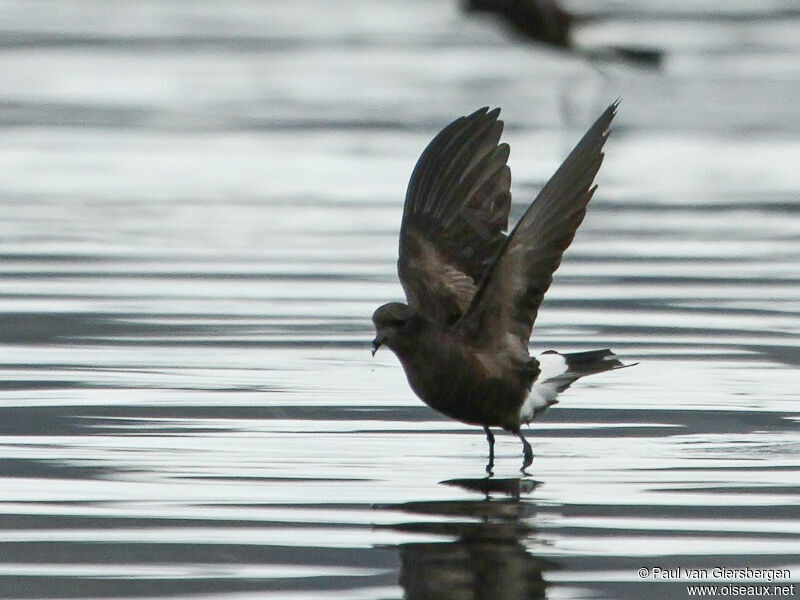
<box><xmin>456</xmin><ymin>102</ymin><xmax>617</xmax><ymax>357</ymax></box>
<box><xmin>398</xmin><ymin>107</ymin><xmax>513</xmax><ymax>324</ymax></box>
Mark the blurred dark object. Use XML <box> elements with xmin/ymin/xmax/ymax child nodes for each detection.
<box><xmin>583</xmin><ymin>44</ymin><xmax>665</xmax><ymax>67</ymax></box>
<box><xmin>462</xmin><ymin>0</ymin><xmax>664</xmax><ymax>68</ymax></box>
<box><xmin>464</xmin><ymin>0</ymin><xmax>574</xmax><ymax>48</ymax></box>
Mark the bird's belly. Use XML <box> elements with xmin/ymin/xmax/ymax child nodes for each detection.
<box><xmin>400</xmin><ymin>350</ymin><xmax>525</xmax><ymax>430</ymax></box>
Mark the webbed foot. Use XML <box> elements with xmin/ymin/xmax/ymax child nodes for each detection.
<box><xmin>515</xmin><ymin>429</ymin><xmax>534</xmax><ymax>472</ymax></box>
<box><xmin>483</xmin><ymin>426</ymin><xmax>495</xmax><ymax>476</ymax></box>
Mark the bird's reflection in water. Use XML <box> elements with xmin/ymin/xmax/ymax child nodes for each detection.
<box><xmin>378</xmin><ymin>478</ymin><xmax>555</xmax><ymax>600</ymax></box>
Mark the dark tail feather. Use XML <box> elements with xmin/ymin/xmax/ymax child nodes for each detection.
<box><xmin>608</xmin><ymin>45</ymin><xmax>664</xmax><ymax>67</ymax></box>
<box><xmin>582</xmin><ymin>45</ymin><xmax>664</xmax><ymax>69</ymax></box>
<box><xmin>545</xmin><ymin>348</ymin><xmax>636</xmax><ymax>381</ymax></box>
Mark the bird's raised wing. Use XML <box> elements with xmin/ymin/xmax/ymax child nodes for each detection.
<box><xmin>398</xmin><ymin>107</ymin><xmax>513</xmax><ymax>323</ymax></box>
<box><xmin>456</xmin><ymin>102</ymin><xmax>617</xmax><ymax>357</ymax></box>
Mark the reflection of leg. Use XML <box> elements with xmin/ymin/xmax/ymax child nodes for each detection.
<box><xmin>515</xmin><ymin>429</ymin><xmax>534</xmax><ymax>471</ymax></box>
<box><xmin>483</xmin><ymin>426</ymin><xmax>495</xmax><ymax>475</ymax></box>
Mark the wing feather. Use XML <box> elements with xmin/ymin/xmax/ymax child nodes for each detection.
<box><xmin>398</xmin><ymin>107</ymin><xmax>513</xmax><ymax>323</ymax></box>
<box><xmin>457</xmin><ymin>101</ymin><xmax>618</xmax><ymax>353</ymax></box>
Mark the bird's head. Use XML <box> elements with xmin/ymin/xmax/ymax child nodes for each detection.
<box><xmin>371</xmin><ymin>302</ymin><xmax>412</xmax><ymax>356</ymax></box>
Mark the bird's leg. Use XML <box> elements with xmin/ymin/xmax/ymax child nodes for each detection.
<box><xmin>515</xmin><ymin>429</ymin><xmax>534</xmax><ymax>472</ymax></box>
<box><xmin>483</xmin><ymin>426</ymin><xmax>495</xmax><ymax>475</ymax></box>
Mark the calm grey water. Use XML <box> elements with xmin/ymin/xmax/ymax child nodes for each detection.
<box><xmin>1</xmin><ymin>1</ymin><xmax>800</xmax><ymax>598</ymax></box>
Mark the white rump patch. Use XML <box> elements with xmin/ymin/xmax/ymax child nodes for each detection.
<box><xmin>518</xmin><ymin>352</ymin><xmax>568</xmax><ymax>424</ymax></box>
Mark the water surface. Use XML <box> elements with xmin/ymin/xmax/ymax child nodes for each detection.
<box><xmin>1</xmin><ymin>1</ymin><xmax>799</xmax><ymax>598</ymax></box>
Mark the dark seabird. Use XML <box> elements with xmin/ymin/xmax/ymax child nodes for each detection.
<box><xmin>462</xmin><ymin>0</ymin><xmax>663</xmax><ymax>68</ymax></box>
<box><xmin>372</xmin><ymin>101</ymin><xmax>627</xmax><ymax>473</ymax></box>
<box><xmin>465</xmin><ymin>0</ymin><xmax>574</xmax><ymax>48</ymax></box>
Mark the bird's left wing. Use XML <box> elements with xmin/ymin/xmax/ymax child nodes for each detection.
<box><xmin>455</xmin><ymin>102</ymin><xmax>617</xmax><ymax>356</ymax></box>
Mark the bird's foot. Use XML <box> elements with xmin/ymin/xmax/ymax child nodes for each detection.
<box><xmin>520</xmin><ymin>454</ymin><xmax>534</xmax><ymax>475</ymax></box>
<box><xmin>484</xmin><ymin>425</ymin><xmax>495</xmax><ymax>477</ymax></box>
<box><xmin>516</xmin><ymin>429</ymin><xmax>534</xmax><ymax>473</ymax></box>
<box><xmin>521</xmin><ymin>445</ymin><xmax>534</xmax><ymax>470</ymax></box>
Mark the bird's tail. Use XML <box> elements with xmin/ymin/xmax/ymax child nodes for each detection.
<box><xmin>553</xmin><ymin>348</ymin><xmax>632</xmax><ymax>376</ymax></box>
<box><xmin>582</xmin><ymin>45</ymin><xmax>664</xmax><ymax>68</ymax></box>
<box><xmin>522</xmin><ymin>349</ymin><xmax>634</xmax><ymax>421</ymax></box>
<box><xmin>538</xmin><ymin>348</ymin><xmax>634</xmax><ymax>394</ymax></box>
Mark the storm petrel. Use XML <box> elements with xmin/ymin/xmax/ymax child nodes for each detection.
<box><xmin>372</xmin><ymin>102</ymin><xmax>626</xmax><ymax>472</ymax></box>
<box><xmin>462</xmin><ymin>0</ymin><xmax>663</xmax><ymax>68</ymax></box>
